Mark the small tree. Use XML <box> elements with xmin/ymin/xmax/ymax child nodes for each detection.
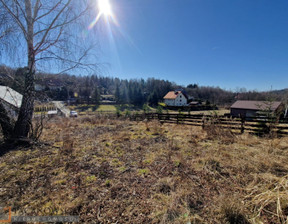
<box><xmin>148</xmin><ymin>91</ymin><xmax>158</xmax><ymax>106</ymax></box>
<box><xmin>256</xmin><ymin>98</ymin><xmax>281</xmax><ymax>137</ymax></box>
<box><xmin>115</xmin><ymin>83</ymin><xmax>121</xmax><ymax>104</ymax></box>
<box><xmin>156</xmin><ymin>105</ymin><xmax>163</xmax><ymax>114</ymax></box>
<box><xmin>143</xmin><ymin>103</ymin><xmax>150</xmax><ymax>113</ymax></box>
<box><xmin>92</xmin><ymin>87</ymin><xmax>100</xmax><ymax>105</ymax></box>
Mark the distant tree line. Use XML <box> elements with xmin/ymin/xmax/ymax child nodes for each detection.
<box><xmin>1</xmin><ymin>65</ymin><xmax>288</xmax><ymax>107</ymax></box>
<box><xmin>0</xmin><ymin>65</ymin><xmax>174</xmax><ymax>106</ymax></box>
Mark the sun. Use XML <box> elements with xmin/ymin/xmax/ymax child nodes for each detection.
<box><xmin>88</xmin><ymin>0</ymin><xmax>115</xmax><ymax>30</ymax></box>
<box><xmin>98</xmin><ymin>0</ymin><xmax>112</xmax><ymax>16</ymax></box>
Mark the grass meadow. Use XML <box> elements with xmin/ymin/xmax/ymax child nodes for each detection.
<box><xmin>0</xmin><ymin>115</ymin><xmax>288</xmax><ymax>223</ymax></box>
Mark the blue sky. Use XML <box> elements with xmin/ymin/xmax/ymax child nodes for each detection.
<box><xmin>1</xmin><ymin>0</ymin><xmax>288</xmax><ymax>92</ymax></box>
<box><xmin>96</xmin><ymin>0</ymin><xmax>288</xmax><ymax>91</ymax></box>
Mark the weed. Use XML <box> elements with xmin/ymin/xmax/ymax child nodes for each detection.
<box><xmin>105</xmin><ymin>180</ymin><xmax>111</xmax><ymax>187</ymax></box>
<box><xmin>54</xmin><ymin>179</ymin><xmax>67</xmax><ymax>186</ymax></box>
<box><xmin>174</xmin><ymin>160</ymin><xmax>181</xmax><ymax>167</ymax></box>
<box><xmin>157</xmin><ymin>105</ymin><xmax>163</xmax><ymax>114</ymax></box>
<box><xmin>138</xmin><ymin>168</ymin><xmax>149</xmax><ymax>176</ymax></box>
<box><xmin>85</xmin><ymin>175</ymin><xmax>97</xmax><ymax>183</ymax></box>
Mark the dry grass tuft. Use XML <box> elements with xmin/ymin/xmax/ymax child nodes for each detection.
<box><xmin>155</xmin><ymin>177</ymin><xmax>175</xmax><ymax>195</ymax></box>
<box><xmin>61</xmin><ymin>134</ymin><xmax>74</xmax><ymax>155</ymax></box>
<box><xmin>245</xmin><ymin>175</ymin><xmax>288</xmax><ymax>223</ymax></box>
<box><xmin>203</xmin><ymin>117</ymin><xmax>236</xmax><ymax>144</ymax></box>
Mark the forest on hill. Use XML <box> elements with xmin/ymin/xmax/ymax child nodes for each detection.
<box><xmin>1</xmin><ymin>65</ymin><xmax>288</xmax><ymax>107</ymax></box>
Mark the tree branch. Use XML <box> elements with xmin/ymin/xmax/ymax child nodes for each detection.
<box><xmin>33</xmin><ymin>5</ymin><xmax>88</xmax><ymax>39</ymax></box>
<box><xmin>34</xmin><ymin>0</ymin><xmax>62</xmax><ymax>22</ymax></box>
<box><xmin>34</xmin><ymin>0</ymin><xmax>72</xmax><ymax>53</ymax></box>
<box><xmin>0</xmin><ymin>0</ymin><xmax>27</xmax><ymax>40</ymax></box>
<box><xmin>36</xmin><ymin>48</ymin><xmax>99</xmax><ymax>73</ymax></box>
<box><xmin>13</xmin><ymin>0</ymin><xmax>28</xmax><ymax>24</ymax></box>
<box><xmin>32</xmin><ymin>0</ymin><xmax>41</xmax><ymax>22</ymax></box>
<box><xmin>36</xmin><ymin>27</ymin><xmax>64</xmax><ymax>53</ymax></box>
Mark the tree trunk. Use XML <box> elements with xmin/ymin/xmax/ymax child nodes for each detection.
<box><xmin>12</xmin><ymin>0</ymin><xmax>35</xmax><ymax>140</ymax></box>
<box><xmin>13</xmin><ymin>66</ymin><xmax>35</xmax><ymax>139</ymax></box>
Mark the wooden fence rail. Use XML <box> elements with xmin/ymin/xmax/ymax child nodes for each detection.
<box><xmin>130</xmin><ymin>113</ymin><xmax>288</xmax><ymax>136</ymax></box>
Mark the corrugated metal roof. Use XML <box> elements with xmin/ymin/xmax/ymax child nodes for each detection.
<box><xmin>231</xmin><ymin>100</ymin><xmax>282</xmax><ymax>111</ymax></box>
<box><xmin>0</xmin><ymin>86</ymin><xmax>22</xmax><ymax>108</ymax></box>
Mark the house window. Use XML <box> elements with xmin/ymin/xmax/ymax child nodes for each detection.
<box><xmin>180</xmin><ymin>99</ymin><xmax>182</xmax><ymax>102</ymax></box>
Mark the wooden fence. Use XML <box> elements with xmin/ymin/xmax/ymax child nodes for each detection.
<box><xmin>130</xmin><ymin>113</ymin><xmax>288</xmax><ymax>136</ymax></box>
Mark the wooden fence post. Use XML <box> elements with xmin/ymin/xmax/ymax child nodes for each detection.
<box><xmin>241</xmin><ymin>116</ymin><xmax>245</xmax><ymax>134</ymax></box>
<box><xmin>202</xmin><ymin>117</ymin><xmax>205</xmax><ymax>129</ymax></box>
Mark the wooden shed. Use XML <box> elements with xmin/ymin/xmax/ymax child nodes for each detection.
<box><xmin>230</xmin><ymin>100</ymin><xmax>284</xmax><ymax>118</ymax></box>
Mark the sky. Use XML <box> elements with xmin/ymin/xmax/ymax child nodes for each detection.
<box><xmin>1</xmin><ymin>0</ymin><xmax>288</xmax><ymax>92</ymax></box>
<box><xmin>95</xmin><ymin>0</ymin><xmax>288</xmax><ymax>91</ymax></box>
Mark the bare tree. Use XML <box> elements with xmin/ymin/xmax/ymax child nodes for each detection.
<box><xmin>0</xmin><ymin>0</ymin><xmax>98</xmax><ymax>142</ymax></box>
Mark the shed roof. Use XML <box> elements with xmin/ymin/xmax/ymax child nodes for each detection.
<box><xmin>0</xmin><ymin>86</ymin><xmax>22</xmax><ymax>108</ymax></box>
<box><xmin>231</xmin><ymin>100</ymin><xmax>282</xmax><ymax>111</ymax></box>
<box><xmin>163</xmin><ymin>91</ymin><xmax>188</xmax><ymax>100</ymax></box>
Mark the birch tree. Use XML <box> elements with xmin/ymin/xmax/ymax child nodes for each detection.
<box><xmin>0</xmin><ymin>0</ymin><xmax>97</xmax><ymax>142</ymax></box>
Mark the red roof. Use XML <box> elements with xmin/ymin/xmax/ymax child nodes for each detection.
<box><xmin>231</xmin><ymin>100</ymin><xmax>282</xmax><ymax>111</ymax></box>
<box><xmin>163</xmin><ymin>91</ymin><xmax>187</xmax><ymax>100</ymax></box>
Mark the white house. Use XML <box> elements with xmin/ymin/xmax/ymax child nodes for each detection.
<box><xmin>163</xmin><ymin>91</ymin><xmax>188</xmax><ymax>106</ymax></box>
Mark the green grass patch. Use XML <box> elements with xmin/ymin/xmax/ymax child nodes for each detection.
<box><xmin>85</xmin><ymin>175</ymin><xmax>97</xmax><ymax>183</ymax></box>
<box><xmin>96</xmin><ymin>105</ymin><xmax>117</xmax><ymax>112</ymax></box>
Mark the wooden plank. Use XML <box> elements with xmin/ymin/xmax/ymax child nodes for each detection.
<box><xmin>130</xmin><ymin>113</ymin><xmax>288</xmax><ymax>135</ymax></box>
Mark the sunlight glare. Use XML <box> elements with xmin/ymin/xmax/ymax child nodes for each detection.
<box><xmin>99</xmin><ymin>0</ymin><xmax>112</xmax><ymax>16</ymax></box>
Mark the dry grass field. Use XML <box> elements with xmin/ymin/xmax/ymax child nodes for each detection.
<box><xmin>1</xmin><ymin>115</ymin><xmax>288</xmax><ymax>223</ymax></box>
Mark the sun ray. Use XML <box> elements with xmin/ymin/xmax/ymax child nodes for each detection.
<box><xmin>114</xmin><ymin>26</ymin><xmax>142</xmax><ymax>55</ymax></box>
<box><xmin>88</xmin><ymin>12</ymin><xmax>102</xmax><ymax>30</ymax></box>
<box><xmin>84</xmin><ymin>0</ymin><xmax>140</xmax><ymax>69</ymax></box>
<box><xmin>105</xmin><ymin>18</ymin><xmax>122</xmax><ymax>71</ymax></box>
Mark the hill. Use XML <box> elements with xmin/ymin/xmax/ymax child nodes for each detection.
<box><xmin>1</xmin><ymin>65</ymin><xmax>288</xmax><ymax>107</ymax></box>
